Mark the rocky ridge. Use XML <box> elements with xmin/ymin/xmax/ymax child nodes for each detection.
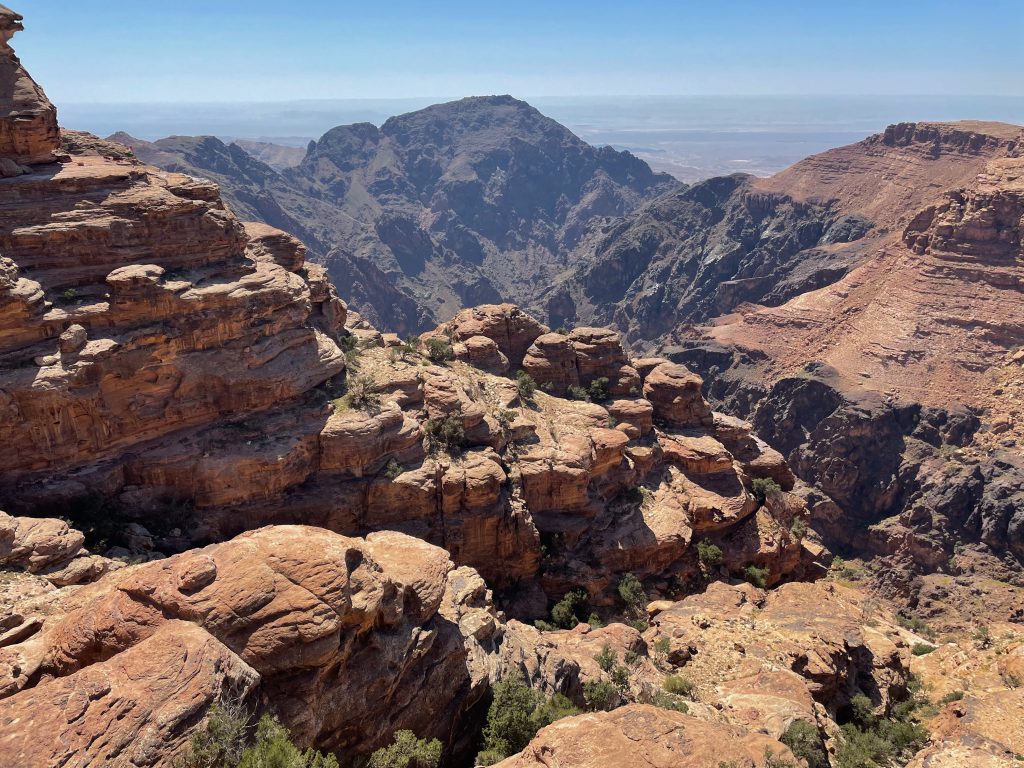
<box><xmin>118</xmin><ymin>99</ymin><xmax>678</xmax><ymax>334</ymax></box>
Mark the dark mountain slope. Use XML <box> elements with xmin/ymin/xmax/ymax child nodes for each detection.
<box><xmin>115</xmin><ymin>96</ymin><xmax>678</xmax><ymax>333</ymax></box>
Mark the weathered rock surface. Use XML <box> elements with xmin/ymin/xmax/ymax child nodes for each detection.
<box><xmin>666</xmin><ymin>125</ymin><xmax>1024</xmax><ymax>593</ymax></box>
<box><xmin>491</xmin><ymin>704</ymin><xmax>794</xmax><ymax>768</ymax></box>
<box><xmin>0</xmin><ymin>526</ymin><xmax>506</xmax><ymax>765</ymax></box>
<box><xmin>0</xmin><ymin>6</ymin><xmax>58</xmax><ymax>167</ymax></box>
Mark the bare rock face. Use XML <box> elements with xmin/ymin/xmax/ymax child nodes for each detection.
<box><xmin>0</xmin><ymin>6</ymin><xmax>59</xmax><ymax>167</ymax></box>
<box><xmin>440</xmin><ymin>303</ymin><xmax>548</xmax><ymax>369</ymax></box>
<box><xmin>0</xmin><ymin>526</ymin><xmax>506</xmax><ymax>765</ymax></box>
<box><xmin>642</xmin><ymin>362</ymin><xmax>713</xmax><ymax>428</ymax></box>
<box><xmin>521</xmin><ymin>326</ymin><xmax>640</xmax><ymax>397</ymax></box>
<box><xmin>491</xmin><ymin>704</ymin><xmax>795</xmax><ymax>768</ymax></box>
<box><xmin>0</xmin><ymin>509</ymin><xmax>120</xmax><ymax>586</ymax></box>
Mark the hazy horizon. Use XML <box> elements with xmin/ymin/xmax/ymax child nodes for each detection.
<box><xmin>57</xmin><ymin>93</ymin><xmax>1024</xmax><ymax>183</ymax></box>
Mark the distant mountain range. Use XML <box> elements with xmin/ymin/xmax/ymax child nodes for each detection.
<box><xmin>114</xmin><ymin>95</ymin><xmax>677</xmax><ymax>333</ymax></box>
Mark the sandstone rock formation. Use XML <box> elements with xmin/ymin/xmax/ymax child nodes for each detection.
<box><xmin>664</xmin><ymin>124</ymin><xmax>1024</xmax><ymax>595</ymax></box>
<box><xmin>0</xmin><ymin>525</ymin><xmax>506</xmax><ymax>766</ymax></box>
<box><xmin>491</xmin><ymin>704</ymin><xmax>795</xmax><ymax>768</ymax></box>
<box><xmin>0</xmin><ymin>5</ymin><xmax>59</xmax><ymax>169</ymax></box>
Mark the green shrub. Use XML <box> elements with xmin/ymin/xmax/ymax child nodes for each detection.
<box><xmin>477</xmin><ymin>680</ymin><xmax>579</xmax><ymax>764</ymax></box>
<box><xmin>532</xmin><ymin>693</ymin><xmax>579</xmax><ymax>729</ymax></box>
<box><xmin>587</xmin><ymin>612</ymin><xmax>603</xmax><ymax>629</ymax></box>
<box><xmin>653</xmin><ymin>637</ymin><xmax>671</xmax><ymax>655</ymax></box>
<box><xmin>383</xmin><ymin>459</ymin><xmax>404</xmax><ymax>480</ymax></box>
<box><xmin>515</xmin><ymin>371</ymin><xmax>536</xmax><ymax>402</ymax></box>
<box><xmin>624</xmin><ymin>649</ymin><xmax>639</xmax><ymax>666</ymax></box>
<box><xmin>424</xmin><ymin>415</ymin><xmax>464</xmax><ymax>455</ymax></box>
<box><xmin>628</xmin><ymin>618</ymin><xmax>649</xmax><ymax>632</ymax></box>
<box><xmin>662</xmin><ymin>675</ymin><xmax>695</xmax><ymax>698</ymax></box>
<box><xmin>566</xmin><ymin>384</ymin><xmax>588</xmax><ymax>401</ymax></box>
<box><xmin>175</xmin><ymin>703</ymin><xmax>338</xmax><ymax>768</ymax></box>
<box><xmin>911</xmin><ymin>643</ymin><xmax>936</xmax><ymax>656</ymax></box>
<box><xmin>239</xmin><ymin>715</ymin><xmax>339</xmax><ymax>768</ymax></box>
<box><xmin>751</xmin><ymin>477</ymin><xmax>781</xmax><ymax>507</ymax></box>
<box><xmin>583</xmin><ymin>680</ymin><xmax>619</xmax><ymax>711</ymax></box>
<box><xmin>174</xmin><ymin>701</ymin><xmax>250</xmax><ymax>768</ymax></box>
<box><xmin>587</xmin><ymin>377</ymin><xmax>610</xmax><ymax>403</ymax></box>
<box><xmin>341</xmin><ymin>375</ymin><xmax>381</xmax><ymax>411</ymax></box>
<box><xmin>896</xmin><ymin>614</ymin><xmax>936</xmax><ymax>641</ymax></box>
<box><xmin>480</xmin><ymin>679</ymin><xmax>540</xmax><ymax>759</ymax></box>
<box><xmin>696</xmin><ymin>538</ymin><xmax>723</xmax><ymax>569</ymax></box>
<box><xmin>780</xmin><ymin>719</ymin><xmax>827</xmax><ymax>768</ymax></box>
<box><xmin>743</xmin><ymin>564</ymin><xmax>770</xmax><ymax>589</ymax></box>
<box><xmin>617</xmin><ymin>573</ymin><xmax>647</xmax><ymax>617</ymax></box>
<box><xmin>835</xmin><ymin>684</ymin><xmax>929</xmax><ymax>768</ymax></box>
<box><xmin>595</xmin><ymin>644</ymin><xmax>616</xmax><ymax>673</ymax></box>
<box><xmin>650</xmin><ymin>691</ymin><xmax>688</xmax><ymax>713</ymax></box>
<box><xmin>367</xmin><ymin>730</ymin><xmax>441</xmax><ymax>768</ymax></box>
<box><xmin>424</xmin><ymin>337</ymin><xmax>454</xmax><ymax>363</ymax></box>
<box><xmin>550</xmin><ymin>588</ymin><xmax>589</xmax><ymax>629</ymax></box>
<box><xmin>939</xmin><ymin>690</ymin><xmax>964</xmax><ymax>704</ymax></box>
<box><xmin>611</xmin><ymin>664</ymin><xmax>630</xmax><ymax>690</ymax></box>
<box><xmin>789</xmin><ymin>517</ymin><xmax>809</xmax><ymax>541</ymax></box>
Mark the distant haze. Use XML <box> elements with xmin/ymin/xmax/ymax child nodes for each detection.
<box><xmin>60</xmin><ymin>95</ymin><xmax>1024</xmax><ymax>183</ymax></box>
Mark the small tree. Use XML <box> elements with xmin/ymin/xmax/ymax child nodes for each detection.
<box><xmin>342</xmin><ymin>375</ymin><xmax>381</xmax><ymax>411</ymax></box>
<box><xmin>367</xmin><ymin>730</ymin><xmax>441</xmax><ymax>768</ymax></box>
<box><xmin>696</xmin><ymin>539</ymin><xmax>723</xmax><ymax>570</ymax></box>
<box><xmin>566</xmin><ymin>384</ymin><xmax>588</xmax><ymax>401</ymax></box>
<box><xmin>238</xmin><ymin>715</ymin><xmax>339</xmax><ymax>768</ymax></box>
<box><xmin>595</xmin><ymin>644</ymin><xmax>616</xmax><ymax>673</ymax></box>
<box><xmin>583</xmin><ymin>680</ymin><xmax>620</xmax><ymax>711</ymax></box>
<box><xmin>743</xmin><ymin>564</ymin><xmax>770</xmax><ymax>589</ymax></box>
<box><xmin>424</xmin><ymin>337</ymin><xmax>454</xmax><ymax>363</ymax></box>
<box><xmin>780</xmin><ymin>720</ymin><xmax>827</xmax><ymax>768</ymax></box>
<box><xmin>424</xmin><ymin>415</ymin><xmax>465</xmax><ymax>455</ymax></box>
<box><xmin>550</xmin><ymin>588</ymin><xmax>588</xmax><ymax>629</ymax></box>
<box><xmin>751</xmin><ymin>477</ymin><xmax>781</xmax><ymax>507</ymax></box>
<box><xmin>587</xmin><ymin>377</ymin><xmax>610</xmax><ymax>403</ymax></box>
<box><xmin>515</xmin><ymin>370</ymin><xmax>536</xmax><ymax>402</ymax></box>
<box><xmin>617</xmin><ymin>573</ymin><xmax>647</xmax><ymax>618</ymax></box>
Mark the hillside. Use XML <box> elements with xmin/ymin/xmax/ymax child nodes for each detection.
<box><xmin>118</xmin><ymin>98</ymin><xmax>678</xmax><ymax>333</ymax></box>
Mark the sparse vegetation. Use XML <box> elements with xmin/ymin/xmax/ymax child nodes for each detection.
<box><xmin>423</xmin><ymin>336</ymin><xmax>454</xmax><ymax>363</ymax></box>
<box><xmin>583</xmin><ymin>680</ymin><xmax>620</xmax><ymax>711</ymax></box>
<box><xmin>911</xmin><ymin>642</ymin><xmax>936</xmax><ymax>656</ymax></box>
<box><xmin>595</xmin><ymin>644</ymin><xmax>616</xmax><ymax>673</ymax></box>
<box><xmin>476</xmin><ymin>679</ymin><xmax>579</xmax><ymax>765</ymax></box>
<box><xmin>649</xmin><ymin>691</ymin><xmax>688</xmax><ymax>713</ymax></box>
<box><xmin>550</xmin><ymin>588</ymin><xmax>589</xmax><ymax>629</ymax></box>
<box><xmin>835</xmin><ymin>682</ymin><xmax>929</xmax><ymax>768</ymax></box>
<box><xmin>751</xmin><ymin>477</ymin><xmax>781</xmax><ymax>507</ymax></box>
<box><xmin>566</xmin><ymin>384</ymin><xmax>588</xmax><ymax>401</ymax></box>
<box><xmin>587</xmin><ymin>377</ymin><xmax>610</xmax><ymax>403</ymax></box>
<box><xmin>339</xmin><ymin>375</ymin><xmax>381</xmax><ymax>411</ymax></box>
<box><xmin>789</xmin><ymin>517</ymin><xmax>809</xmax><ymax>541</ymax></box>
<box><xmin>896</xmin><ymin>614</ymin><xmax>936</xmax><ymax>641</ymax></box>
<box><xmin>367</xmin><ymin>730</ymin><xmax>441</xmax><ymax>768</ymax></box>
<box><xmin>617</xmin><ymin>572</ymin><xmax>647</xmax><ymax>618</ymax></box>
<box><xmin>174</xmin><ymin>700</ymin><xmax>339</xmax><ymax>768</ymax></box>
<box><xmin>743</xmin><ymin>564</ymin><xmax>770</xmax><ymax>589</ymax></box>
<box><xmin>938</xmin><ymin>690</ymin><xmax>964</xmax><ymax>704</ymax></box>
<box><xmin>383</xmin><ymin>458</ymin><xmax>404</xmax><ymax>480</ymax></box>
<box><xmin>780</xmin><ymin>719</ymin><xmax>827</xmax><ymax>768</ymax></box>
<box><xmin>515</xmin><ymin>370</ymin><xmax>537</xmax><ymax>402</ymax></box>
<box><xmin>662</xmin><ymin>675</ymin><xmax>695</xmax><ymax>699</ymax></box>
<box><xmin>696</xmin><ymin>538</ymin><xmax>723</xmax><ymax>570</ymax></box>
<box><xmin>424</xmin><ymin>414</ymin><xmax>465</xmax><ymax>455</ymax></box>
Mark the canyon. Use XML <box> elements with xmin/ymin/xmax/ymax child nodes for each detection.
<box><xmin>1</xmin><ymin>3</ymin><xmax>1022</xmax><ymax>767</ymax></box>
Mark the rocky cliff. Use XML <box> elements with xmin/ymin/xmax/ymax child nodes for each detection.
<box><xmin>671</xmin><ymin>126</ymin><xmax>1024</xmax><ymax>596</ymax></box>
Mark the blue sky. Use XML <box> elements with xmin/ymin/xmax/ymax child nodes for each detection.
<box><xmin>16</xmin><ymin>0</ymin><xmax>1024</xmax><ymax>103</ymax></box>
